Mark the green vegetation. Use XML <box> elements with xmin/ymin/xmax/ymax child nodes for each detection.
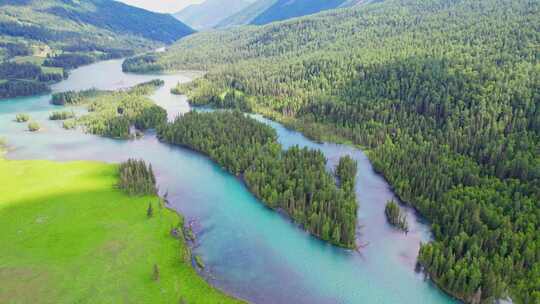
<box><xmin>336</xmin><ymin>155</ymin><xmax>357</xmax><ymax>191</ymax></box>
<box><xmin>118</xmin><ymin>159</ymin><xmax>157</xmax><ymax>196</ymax></box>
<box><xmin>58</xmin><ymin>81</ymin><xmax>166</xmax><ymax>139</ymax></box>
<box><xmin>384</xmin><ymin>200</ymin><xmax>408</xmax><ymax>232</ymax></box>
<box><xmin>0</xmin><ymin>158</ymin><xmax>242</xmax><ymax>303</ymax></box>
<box><xmin>194</xmin><ymin>256</ymin><xmax>205</xmax><ymax>269</ymax></box>
<box><xmin>132</xmin><ymin>0</ymin><xmax>540</xmax><ymax>302</ymax></box>
<box><xmin>0</xmin><ymin>0</ymin><xmax>193</xmax><ymax>98</ymax></box>
<box><xmin>0</xmin><ymin>78</ymin><xmax>51</xmax><ymax>98</ymax></box>
<box><xmin>51</xmin><ymin>89</ymin><xmax>106</xmax><ymax>106</ymax></box>
<box><xmin>0</xmin><ymin>137</ymin><xmax>6</xmax><ymax>152</ymax></box>
<box><xmin>62</xmin><ymin>119</ymin><xmax>76</xmax><ymax>130</ymax></box>
<box><xmin>0</xmin><ymin>60</ymin><xmax>65</xmax><ymax>98</ymax></box>
<box><xmin>15</xmin><ymin>113</ymin><xmax>30</xmax><ymax>122</ymax></box>
<box><xmin>158</xmin><ymin>111</ymin><xmax>358</xmax><ymax>248</ymax></box>
<box><xmin>27</xmin><ymin>121</ymin><xmax>40</xmax><ymax>132</ymax></box>
<box><xmin>49</xmin><ymin>110</ymin><xmax>75</xmax><ymax>120</ymax></box>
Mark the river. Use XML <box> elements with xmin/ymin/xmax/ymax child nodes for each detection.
<box><xmin>0</xmin><ymin>59</ymin><xmax>457</xmax><ymax>304</ymax></box>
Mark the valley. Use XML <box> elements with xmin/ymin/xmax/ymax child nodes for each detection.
<box><xmin>0</xmin><ymin>59</ymin><xmax>457</xmax><ymax>303</ymax></box>
<box><xmin>0</xmin><ymin>0</ymin><xmax>193</xmax><ymax>98</ymax></box>
<box><xmin>1</xmin><ymin>0</ymin><xmax>538</xmax><ymax>303</ymax></box>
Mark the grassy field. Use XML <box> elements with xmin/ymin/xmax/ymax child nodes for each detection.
<box><xmin>0</xmin><ymin>158</ymin><xmax>242</xmax><ymax>304</ymax></box>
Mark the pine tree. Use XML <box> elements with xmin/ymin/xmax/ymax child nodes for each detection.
<box><xmin>147</xmin><ymin>202</ymin><xmax>153</xmax><ymax>218</ymax></box>
<box><xmin>153</xmin><ymin>264</ymin><xmax>160</xmax><ymax>281</ymax></box>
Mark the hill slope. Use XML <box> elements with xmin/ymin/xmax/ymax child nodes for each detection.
<box><xmin>250</xmin><ymin>0</ymin><xmax>347</xmax><ymax>25</ymax></box>
<box><xmin>218</xmin><ymin>0</ymin><xmax>360</xmax><ymax>28</ymax></box>
<box><xmin>216</xmin><ymin>0</ymin><xmax>277</xmax><ymax>28</ymax></box>
<box><xmin>123</xmin><ymin>0</ymin><xmax>540</xmax><ymax>303</ymax></box>
<box><xmin>174</xmin><ymin>0</ymin><xmax>252</xmax><ymax>30</ymax></box>
<box><xmin>0</xmin><ymin>0</ymin><xmax>194</xmax><ymax>98</ymax></box>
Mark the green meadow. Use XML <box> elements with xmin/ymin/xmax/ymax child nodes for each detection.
<box><xmin>0</xmin><ymin>158</ymin><xmax>242</xmax><ymax>304</ymax></box>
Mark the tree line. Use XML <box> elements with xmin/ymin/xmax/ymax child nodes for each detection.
<box><xmin>58</xmin><ymin>80</ymin><xmax>167</xmax><ymax>139</ymax></box>
<box><xmin>158</xmin><ymin>111</ymin><xmax>358</xmax><ymax>248</ymax></box>
<box><xmin>0</xmin><ymin>62</ymin><xmax>64</xmax><ymax>98</ymax></box>
<box><xmin>118</xmin><ymin>159</ymin><xmax>157</xmax><ymax>196</ymax></box>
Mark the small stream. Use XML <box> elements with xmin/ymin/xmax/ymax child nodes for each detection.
<box><xmin>0</xmin><ymin>59</ymin><xmax>457</xmax><ymax>304</ymax></box>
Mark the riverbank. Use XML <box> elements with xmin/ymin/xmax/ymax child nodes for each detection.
<box><xmin>0</xmin><ymin>59</ymin><xmax>458</xmax><ymax>304</ymax></box>
<box><xmin>181</xmin><ymin>95</ymin><xmax>472</xmax><ymax>303</ymax></box>
<box><xmin>0</xmin><ymin>157</ymin><xmax>243</xmax><ymax>303</ymax></box>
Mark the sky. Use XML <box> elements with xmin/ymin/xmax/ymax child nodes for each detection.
<box><xmin>116</xmin><ymin>0</ymin><xmax>205</xmax><ymax>13</ymax></box>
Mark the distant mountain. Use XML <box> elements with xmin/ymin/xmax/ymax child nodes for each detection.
<box><xmin>216</xmin><ymin>0</ymin><xmax>277</xmax><ymax>28</ymax></box>
<box><xmin>250</xmin><ymin>0</ymin><xmax>347</xmax><ymax>25</ymax></box>
<box><xmin>174</xmin><ymin>0</ymin><xmax>253</xmax><ymax>30</ymax></box>
<box><xmin>217</xmin><ymin>0</ymin><xmax>370</xmax><ymax>28</ymax></box>
<box><xmin>0</xmin><ymin>0</ymin><xmax>194</xmax><ymax>98</ymax></box>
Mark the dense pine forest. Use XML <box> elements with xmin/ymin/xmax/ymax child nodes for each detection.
<box><xmin>58</xmin><ymin>80</ymin><xmax>167</xmax><ymax>139</ymax></box>
<box><xmin>158</xmin><ymin>111</ymin><xmax>358</xmax><ymax>248</ymax></box>
<box><xmin>118</xmin><ymin>159</ymin><xmax>157</xmax><ymax>196</ymax></box>
<box><xmin>124</xmin><ymin>0</ymin><xmax>540</xmax><ymax>302</ymax></box>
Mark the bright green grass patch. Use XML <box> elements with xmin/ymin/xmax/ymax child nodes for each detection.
<box><xmin>0</xmin><ymin>159</ymin><xmax>242</xmax><ymax>304</ymax></box>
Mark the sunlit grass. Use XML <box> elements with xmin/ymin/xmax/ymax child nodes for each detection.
<box><xmin>0</xmin><ymin>158</ymin><xmax>242</xmax><ymax>303</ymax></box>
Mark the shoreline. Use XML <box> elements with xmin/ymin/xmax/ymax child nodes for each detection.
<box><xmin>0</xmin><ymin>154</ymin><xmax>245</xmax><ymax>303</ymax></box>
<box><xmin>179</xmin><ymin>97</ymin><xmax>470</xmax><ymax>302</ymax></box>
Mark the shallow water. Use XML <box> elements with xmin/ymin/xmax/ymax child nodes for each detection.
<box><xmin>0</xmin><ymin>59</ymin><xmax>457</xmax><ymax>304</ymax></box>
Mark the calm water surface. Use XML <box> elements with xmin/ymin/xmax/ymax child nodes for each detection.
<box><xmin>0</xmin><ymin>59</ymin><xmax>457</xmax><ymax>304</ymax></box>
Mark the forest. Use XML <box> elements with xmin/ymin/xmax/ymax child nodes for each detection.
<box><xmin>0</xmin><ymin>79</ymin><xmax>50</xmax><ymax>98</ymax></box>
<box><xmin>0</xmin><ymin>61</ymin><xmax>64</xmax><ymax>98</ymax></box>
<box><xmin>118</xmin><ymin>159</ymin><xmax>157</xmax><ymax>196</ymax></box>
<box><xmin>384</xmin><ymin>200</ymin><xmax>408</xmax><ymax>232</ymax></box>
<box><xmin>127</xmin><ymin>0</ymin><xmax>539</xmax><ymax>302</ymax></box>
<box><xmin>59</xmin><ymin>80</ymin><xmax>167</xmax><ymax>139</ymax></box>
<box><xmin>158</xmin><ymin>111</ymin><xmax>358</xmax><ymax>248</ymax></box>
<box><xmin>51</xmin><ymin>89</ymin><xmax>107</xmax><ymax>106</ymax></box>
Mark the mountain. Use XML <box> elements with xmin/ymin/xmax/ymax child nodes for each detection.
<box><xmin>250</xmin><ymin>0</ymin><xmax>347</xmax><ymax>25</ymax></box>
<box><xmin>174</xmin><ymin>0</ymin><xmax>253</xmax><ymax>30</ymax></box>
<box><xmin>216</xmin><ymin>0</ymin><xmax>277</xmax><ymax>28</ymax></box>
<box><xmin>123</xmin><ymin>0</ymin><xmax>540</xmax><ymax>303</ymax></box>
<box><xmin>217</xmin><ymin>0</ymin><xmax>369</xmax><ymax>28</ymax></box>
<box><xmin>0</xmin><ymin>0</ymin><xmax>194</xmax><ymax>98</ymax></box>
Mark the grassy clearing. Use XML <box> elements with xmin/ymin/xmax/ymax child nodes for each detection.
<box><xmin>0</xmin><ymin>159</ymin><xmax>242</xmax><ymax>304</ymax></box>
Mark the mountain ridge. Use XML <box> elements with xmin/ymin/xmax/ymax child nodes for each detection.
<box><xmin>217</xmin><ymin>0</ymin><xmax>368</xmax><ymax>28</ymax></box>
<box><xmin>174</xmin><ymin>0</ymin><xmax>253</xmax><ymax>30</ymax></box>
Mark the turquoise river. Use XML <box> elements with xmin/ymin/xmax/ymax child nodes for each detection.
<box><xmin>0</xmin><ymin>59</ymin><xmax>458</xmax><ymax>304</ymax></box>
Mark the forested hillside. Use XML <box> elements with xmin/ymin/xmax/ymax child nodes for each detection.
<box><xmin>123</xmin><ymin>0</ymin><xmax>540</xmax><ymax>302</ymax></box>
<box><xmin>0</xmin><ymin>0</ymin><xmax>193</xmax><ymax>98</ymax></box>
